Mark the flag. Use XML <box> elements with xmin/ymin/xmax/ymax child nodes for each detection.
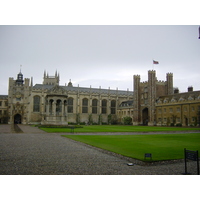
<box><xmin>199</xmin><ymin>26</ymin><xmax>200</xmax><ymax>39</ymax></box>
<box><xmin>153</xmin><ymin>60</ymin><xmax>159</xmax><ymax>64</ymax></box>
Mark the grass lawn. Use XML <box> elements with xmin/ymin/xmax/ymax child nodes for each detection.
<box><xmin>39</xmin><ymin>125</ymin><xmax>200</xmax><ymax>133</ymax></box>
<box><xmin>63</xmin><ymin>133</ymin><xmax>200</xmax><ymax>161</ymax></box>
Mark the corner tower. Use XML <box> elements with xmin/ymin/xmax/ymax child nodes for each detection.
<box><xmin>166</xmin><ymin>73</ymin><xmax>173</xmax><ymax>95</ymax></box>
<box><xmin>8</xmin><ymin>70</ymin><xmax>30</xmax><ymax>124</ymax></box>
<box><xmin>148</xmin><ymin>70</ymin><xmax>156</xmax><ymax>126</ymax></box>
<box><xmin>133</xmin><ymin>74</ymin><xmax>141</xmax><ymax>125</ymax></box>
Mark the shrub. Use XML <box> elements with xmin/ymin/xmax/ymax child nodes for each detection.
<box><xmin>123</xmin><ymin>116</ymin><xmax>132</xmax><ymax>125</ymax></box>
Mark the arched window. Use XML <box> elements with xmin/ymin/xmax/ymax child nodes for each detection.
<box><xmin>82</xmin><ymin>98</ymin><xmax>88</xmax><ymax>113</ymax></box>
<box><xmin>49</xmin><ymin>99</ymin><xmax>53</xmax><ymax>114</ymax></box>
<box><xmin>56</xmin><ymin>99</ymin><xmax>62</xmax><ymax>114</ymax></box>
<box><xmin>33</xmin><ymin>96</ymin><xmax>40</xmax><ymax>112</ymax></box>
<box><xmin>111</xmin><ymin>100</ymin><xmax>116</xmax><ymax>114</ymax></box>
<box><xmin>92</xmin><ymin>99</ymin><xmax>98</xmax><ymax>114</ymax></box>
<box><xmin>68</xmin><ymin>97</ymin><xmax>73</xmax><ymax>113</ymax></box>
<box><xmin>102</xmin><ymin>99</ymin><xmax>107</xmax><ymax>114</ymax></box>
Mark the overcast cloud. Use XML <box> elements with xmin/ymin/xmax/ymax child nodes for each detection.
<box><xmin>0</xmin><ymin>25</ymin><xmax>199</xmax><ymax>95</ymax></box>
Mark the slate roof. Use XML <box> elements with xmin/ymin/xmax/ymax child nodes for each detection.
<box><xmin>119</xmin><ymin>100</ymin><xmax>134</xmax><ymax>107</ymax></box>
<box><xmin>0</xmin><ymin>95</ymin><xmax>8</xmax><ymax>99</ymax></box>
<box><xmin>157</xmin><ymin>90</ymin><xmax>200</xmax><ymax>103</ymax></box>
<box><xmin>33</xmin><ymin>84</ymin><xmax>133</xmax><ymax>96</ymax></box>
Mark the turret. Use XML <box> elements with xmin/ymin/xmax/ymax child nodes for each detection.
<box><xmin>15</xmin><ymin>70</ymin><xmax>24</xmax><ymax>86</ymax></box>
<box><xmin>166</xmin><ymin>73</ymin><xmax>173</xmax><ymax>95</ymax></box>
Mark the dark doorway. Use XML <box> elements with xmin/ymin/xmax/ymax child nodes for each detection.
<box><xmin>185</xmin><ymin>117</ymin><xmax>188</xmax><ymax>126</ymax></box>
<box><xmin>14</xmin><ymin>114</ymin><xmax>22</xmax><ymax>124</ymax></box>
<box><xmin>142</xmin><ymin>108</ymin><xmax>148</xmax><ymax>125</ymax></box>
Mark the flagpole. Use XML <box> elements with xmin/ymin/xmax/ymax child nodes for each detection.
<box><xmin>152</xmin><ymin>59</ymin><xmax>154</xmax><ymax>70</ymax></box>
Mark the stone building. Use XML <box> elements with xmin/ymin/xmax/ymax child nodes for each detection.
<box><xmin>133</xmin><ymin>70</ymin><xmax>173</xmax><ymax>125</ymax></box>
<box><xmin>7</xmin><ymin>70</ymin><xmax>133</xmax><ymax>125</ymax></box>
<box><xmin>132</xmin><ymin>70</ymin><xmax>200</xmax><ymax>126</ymax></box>
<box><xmin>0</xmin><ymin>95</ymin><xmax>8</xmax><ymax>124</ymax></box>
<box><xmin>156</xmin><ymin>87</ymin><xmax>200</xmax><ymax>126</ymax></box>
<box><xmin>1</xmin><ymin>69</ymin><xmax>199</xmax><ymax>126</ymax></box>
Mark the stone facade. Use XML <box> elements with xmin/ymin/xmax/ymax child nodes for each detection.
<box><xmin>133</xmin><ymin>70</ymin><xmax>174</xmax><ymax>125</ymax></box>
<box><xmin>1</xmin><ymin>69</ymin><xmax>199</xmax><ymax>126</ymax></box>
<box><xmin>6</xmin><ymin>71</ymin><xmax>133</xmax><ymax>125</ymax></box>
<box><xmin>0</xmin><ymin>95</ymin><xmax>8</xmax><ymax>124</ymax></box>
<box><xmin>156</xmin><ymin>89</ymin><xmax>200</xmax><ymax>126</ymax></box>
<box><xmin>132</xmin><ymin>70</ymin><xmax>200</xmax><ymax>126</ymax></box>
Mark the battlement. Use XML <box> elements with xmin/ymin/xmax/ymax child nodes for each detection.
<box><xmin>167</xmin><ymin>72</ymin><xmax>173</xmax><ymax>76</ymax></box>
<box><xmin>156</xmin><ymin>80</ymin><xmax>166</xmax><ymax>85</ymax></box>
<box><xmin>148</xmin><ymin>70</ymin><xmax>156</xmax><ymax>74</ymax></box>
<box><xmin>134</xmin><ymin>75</ymin><xmax>140</xmax><ymax>78</ymax></box>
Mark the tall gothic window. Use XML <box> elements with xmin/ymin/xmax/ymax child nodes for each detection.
<box><xmin>56</xmin><ymin>99</ymin><xmax>62</xmax><ymax>114</ymax></box>
<box><xmin>92</xmin><ymin>99</ymin><xmax>98</xmax><ymax>114</ymax></box>
<box><xmin>111</xmin><ymin>100</ymin><xmax>116</xmax><ymax>114</ymax></box>
<box><xmin>102</xmin><ymin>99</ymin><xmax>107</xmax><ymax>114</ymax></box>
<box><xmin>33</xmin><ymin>96</ymin><xmax>40</xmax><ymax>112</ymax></box>
<box><xmin>49</xmin><ymin>99</ymin><xmax>53</xmax><ymax>114</ymax></box>
<box><xmin>67</xmin><ymin>97</ymin><xmax>73</xmax><ymax>113</ymax></box>
<box><xmin>82</xmin><ymin>98</ymin><xmax>88</xmax><ymax>113</ymax></box>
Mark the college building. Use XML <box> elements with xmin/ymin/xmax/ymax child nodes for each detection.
<box><xmin>0</xmin><ymin>69</ymin><xmax>200</xmax><ymax>126</ymax></box>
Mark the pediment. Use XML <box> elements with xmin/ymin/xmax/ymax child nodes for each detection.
<box><xmin>47</xmin><ymin>85</ymin><xmax>67</xmax><ymax>96</ymax></box>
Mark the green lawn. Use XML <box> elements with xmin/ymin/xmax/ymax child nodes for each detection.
<box><xmin>63</xmin><ymin>133</ymin><xmax>200</xmax><ymax>161</ymax></box>
<box><xmin>40</xmin><ymin>125</ymin><xmax>200</xmax><ymax>133</ymax></box>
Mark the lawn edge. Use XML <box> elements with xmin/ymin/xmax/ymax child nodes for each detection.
<box><xmin>62</xmin><ymin>135</ymin><xmax>186</xmax><ymax>166</ymax></box>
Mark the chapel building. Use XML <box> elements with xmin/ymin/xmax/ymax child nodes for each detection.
<box><xmin>6</xmin><ymin>70</ymin><xmax>133</xmax><ymax>125</ymax></box>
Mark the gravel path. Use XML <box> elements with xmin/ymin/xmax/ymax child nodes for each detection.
<box><xmin>0</xmin><ymin>125</ymin><xmax>199</xmax><ymax>175</ymax></box>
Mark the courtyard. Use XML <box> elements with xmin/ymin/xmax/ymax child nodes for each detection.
<box><xmin>0</xmin><ymin>124</ymin><xmax>199</xmax><ymax>175</ymax></box>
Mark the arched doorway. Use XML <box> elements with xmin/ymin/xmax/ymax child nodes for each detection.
<box><xmin>14</xmin><ymin>114</ymin><xmax>22</xmax><ymax>124</ymax></box>
<box><xmin>142</xmin><ymin>108</ymin><xmax>148</xmax><ymax>125</ymax></box>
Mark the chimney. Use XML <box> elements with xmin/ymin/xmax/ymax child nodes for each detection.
<box><xmin>188</xmin><ymin>86</ymin><xmax>193</xmax><ymax>92</ymax></box>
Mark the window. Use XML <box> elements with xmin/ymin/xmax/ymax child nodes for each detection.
<box><xmin>67</xmin><ymin>97</ymin><xmax>73</xmax><ymax>113</ymax></box>
<box><xmin>56</xmin><ymin>99</ymin><xmax>62</xmax><ymax>114</ymax></box>
<box><xmin>49</xmin><ymin>99</ymin><xmax>53</xmax><ymax>114</ymax></box>
<box><xmin>192</xmin><ymin>117</ymin><xmax>195</xmax><ymax>122</ymax></box>
<box><xmin>169</xmin><ymin>108</ymin><xmax>173</xmax><ymax>113</ymax></box>
<box><xmin>102</xmin><ymin>99</ymin><xmax>107</xmax><ymax>114</ymax></box>
<box><xmin>33</xmin><ymin>96</ymin><xmax>40</xmax><ymax>112</ymax></box>
<box><xmin>111</xmin><ymin>100</ymin><xmax>116</xmax><ymax>114</ymax></box>
<box><xmin>92</xmin><ymin>99</ymin><xmax>98</xmax><ymax>114</ymax></box>
<box><xmin>176</xmin><ymin>107</ymin><xmax>180</xmax><ymax>112</ymax></box>
<box><xmin>0</xmin><ymin>101</ymin><xmax>2</xmax><ymax>106</ymax></box>
<box><xmin>82</xmin><ymin>98</ymin><xmax>88</xmax><ymax>113</ymax></box>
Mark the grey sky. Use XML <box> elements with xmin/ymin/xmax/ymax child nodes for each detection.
<box><xmin>0</xmin><ymin>25</ymin><xmax>199</xmax><ymax>95</ymax></box>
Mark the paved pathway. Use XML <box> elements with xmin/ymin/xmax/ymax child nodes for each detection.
<box><xmin>0</xmin><ymin>125</ymin><xmax>199</xmax><ymax>175</ymax></box>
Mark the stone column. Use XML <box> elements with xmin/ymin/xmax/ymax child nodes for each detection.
<box><xmin>52</xmin><ymin>100</ymin><xmax>56</xmax><ymax>116</ymax></box>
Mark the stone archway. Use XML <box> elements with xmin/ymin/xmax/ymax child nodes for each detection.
<box><xmin>142</xmin><ymin>108</ymin><xmax>148</xmax><ymax>125</ymax></box>
<box><xmin>14</xmin><ymin>114</ymin><xmax>22</xmax><ymax>124</ymax></box>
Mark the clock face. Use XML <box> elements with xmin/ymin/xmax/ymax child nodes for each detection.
<box><xmin>15</xmin><ymin>92</ymin><xmax>21</xmax><ymax>98</ymax></box>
